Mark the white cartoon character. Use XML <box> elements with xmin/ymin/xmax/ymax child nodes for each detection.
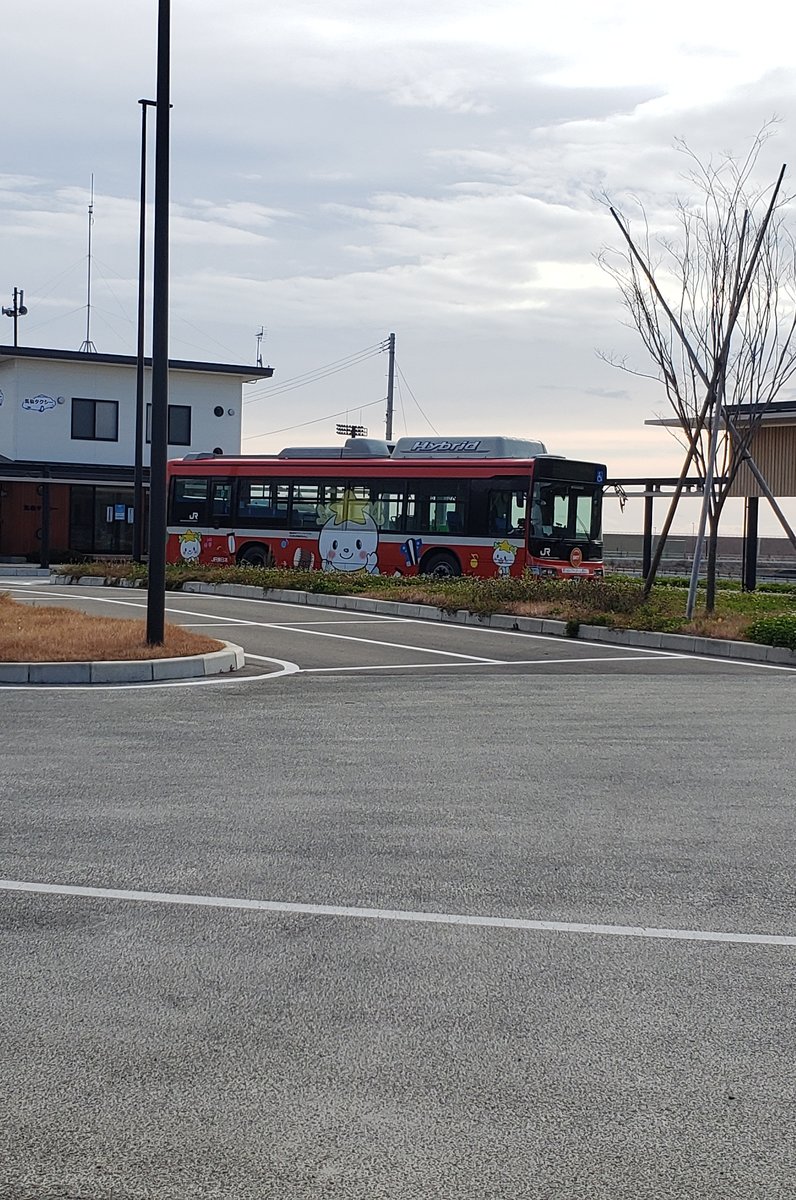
<box><xmin>318</xmin><ymin>492</ymin><xmax>380</xmax><ymax>575</ymax></box>
<box><xmin>492</xmin><ymin>539</ymin><xmax>516</xmax><ymax>578</ymax></box>
<box><xmin>179</xmin><ymin>529</ymin><xmax>203</xmax><ymax>562</ymax></box>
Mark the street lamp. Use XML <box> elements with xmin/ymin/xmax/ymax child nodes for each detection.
<box><xmin>133</xmin><ymin>98</ymin><xmax>156</xmax><ymax>564</ymax></box>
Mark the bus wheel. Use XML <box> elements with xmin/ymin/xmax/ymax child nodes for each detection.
<box><xmin>420</xmin><ymin>550</ymin><xmax>461</xmax><ymax>578</ymax></box>
<box><xmin>237</xmin><ymin>544</ymin><xmax>272</xmax><ymax>567</ymax></box>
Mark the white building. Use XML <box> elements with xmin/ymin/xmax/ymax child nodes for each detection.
<box><xmin>0</xmin><ymin>345</ymin><xmax>272</xmax><ymax>560</ymax></box>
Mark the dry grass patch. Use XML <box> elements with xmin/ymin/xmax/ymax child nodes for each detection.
<box><xmin>682</xmin><ymin>612</ymin><xmax>752</xmax><ymax>642</ymax></box>
<box><xmin>0</xmin><ymin>593</ymin><xmax>223</xmax><ymax>662</ymax></box>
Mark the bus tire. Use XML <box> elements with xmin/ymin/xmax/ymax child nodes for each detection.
<box><xmin>420</xmin><ymin>550</ymin><xmax>461</xmax><ymax>578</ymax></box>
<box><xmin>237</xmin><ymin>543</ymin><xmax>272</xmax><ymax>568</ymax></box>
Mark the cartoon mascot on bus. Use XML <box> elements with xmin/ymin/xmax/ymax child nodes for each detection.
<box><xmin>492</xmin><ymin>539</ymin><xmax>517</xmax><ymax>577</ymax></box>
<box><xmin>179</xmin><ymin>529</ymin><xmax>203</xmax><ymax>562</ymax></box>
<box><xmin>318</xmin><ymin>492</ymin><xmax>380</xmax><ymax>575</ymax></box>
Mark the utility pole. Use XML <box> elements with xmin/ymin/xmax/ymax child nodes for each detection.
<box><xmin>2</xmin><ymin>288</ymin><xmax>28</xmax><ymax>347</ymax></box>
<box><xmin>385</xmin><ymin>331</ymin><xmax>395</xmax><ymax>441</ymax></box>
<box><xmin>146</xmin><ymin>0</ymin><xmax>171</xmax><ymax>645</ymax></box>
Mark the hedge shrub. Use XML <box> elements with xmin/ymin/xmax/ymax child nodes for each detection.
<box><xmin>745</xmin><ymin>613</ymin><xmax>796</xmax><ymax>649</ymax></box>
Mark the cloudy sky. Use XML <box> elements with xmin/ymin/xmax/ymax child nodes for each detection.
<box><xmin>3</xmin><ymin>0</ymin><xmax>796</xmax><ymax>533</ymax></box>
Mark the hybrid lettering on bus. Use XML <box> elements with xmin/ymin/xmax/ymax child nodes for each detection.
<box><xmin>166</xmin><ymin>435</ymin><xmax>606</xmax><ymax>579</ymax></box>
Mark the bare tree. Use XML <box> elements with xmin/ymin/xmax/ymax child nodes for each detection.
<box><xmin>600</xmin><ymin>129</ymin><xmax>796</xmax><ymax>612</ymax></box>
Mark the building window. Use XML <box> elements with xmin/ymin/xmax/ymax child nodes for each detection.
<box><xmin>71</xmin><ymin>398</ymin><xmax>119</xmax><ymax>442</ymax></box>
<box><xmin>146</xmin><ymin>404</ymin><xmax>192</xmax><ymax>447</ymax></box>
<box><xmin>69</xmin><ymin>485</ymin><xmax>136</xmax><ymax>555</ymax></box>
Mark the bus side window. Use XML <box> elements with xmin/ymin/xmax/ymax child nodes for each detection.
<box><xmin>488</xmin><ymin>490</ymin><xmax>527</xmax><ymax>536</ymax></box>
<box><xmin>512</xmin><ymin>491</ymin><xmax>527</xmax><ymax>535</ymax></box>
<box><xmin>210</xmin><ymin>480</ymin><xmax>231</xmax><ymax>522</ymax></box>
<box><xmin>405</xmin><ymin>480</ymin><xmax>468</xmax><ymax>534</ymax></box>
<box><xmin>488</xmin><ymin>491</ymin><xmax>511</xmax><ymax>536</ymax></box>
<box><xmin>171</xmin><ymin>477</ymin><xmax>208</xmax><ymax>524</ymax></box>
<box><xmin>237</xmin><ymin>479</ymin><xmax>269</xmax><ymax>521</ymax></box>
<box><xmin>370</xmin><ymin>485</ymin><xmax>405</xmax><ymax>530</ymax></box>
<box><xmin>273</xmin><ymin>482</ymin><xmax>289</xmax><ymax>523</ymax></box>
<box><xmin>291</xmin><ymin>482</ymin><xmax>322</xmax><ymax>528</ymax></box>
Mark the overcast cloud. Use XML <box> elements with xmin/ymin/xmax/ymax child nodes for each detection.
<box><xmin>3</xmin><ymin>0</ymin><xmax>796</xmax><ymax>532</ymax></box>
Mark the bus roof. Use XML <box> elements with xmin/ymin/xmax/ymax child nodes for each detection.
<box><xmin>391</xmin><ymin>436</ymin><xmax>547</xmax><ymax>458</ymax></box>
<box><xmin>181</xmin><ymin>434</ymin><xmax>549</xmax><ymax>465</ymax></box>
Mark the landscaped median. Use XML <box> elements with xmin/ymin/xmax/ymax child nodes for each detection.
<box><xmin>47</xmin><ymin>564</ymin><xmax>796</xmax><ymax>669</ymax></box>
<box><xmin>0</xmin><ymin>592</ymin><xmax>244</xmax><ymax>684</ymax></box>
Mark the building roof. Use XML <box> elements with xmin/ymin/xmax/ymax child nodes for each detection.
<box><xmin>645</xmin><ymin>399</ymin><xmax>796</xmax><ymax>428</ymax></box>
<box><xmin>0</xmin><ymin>458</ymin><xmax>150</xmax><ymax>485</ymax></box>
<box><xmin>0</xmin><ymin>344</ymin><xmax>274</xmax><ymax>380</ymax></box>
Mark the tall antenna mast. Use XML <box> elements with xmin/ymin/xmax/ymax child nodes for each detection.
<box><xmin>385</xmin><ymin>331</ymin><xmax>396</xmax><ymax>441</ymax></box>
<box><xmin>80</xmin><ymin>174</ymin><xmax>97</xmax><ymax>352</ymax></box>
<box><xmin>255</xmin><ymin>325</ymin><xmax>264</xmax><ymax>368</ymax></box>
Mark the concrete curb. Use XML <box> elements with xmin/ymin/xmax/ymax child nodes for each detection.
<box><xmin>0</xmin><ymin>641</ymin><xmax>245</xmax><ymax>685</ymax></box>
<box><xmin>42</xmin><ymin>575</ymin><xmax>796</xmax><ymax>670</ymax></box>
<box><xmin>0</xmin><ymin>567</ymin><xmax>52</xmax><ymax>578</ymax></box>
<box><xmin>178</xmin><ymin>581</ymin><xmax>796</xmax><ymax>670</ymax></box>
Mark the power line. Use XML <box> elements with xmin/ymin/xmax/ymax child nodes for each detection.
<box><xmin>396</xmin><ymin>362</ymin><xmax>438</xmax><ymax>434</ymax></box>
<box><xmin>26</xmin><ymin>258</ymin><xmax>86</xmax><ymax>303</ymax></box>
<box><xmin>245</xmin><ymin>345</ymin><xmax>386</xmax><ymax>402</ymax></box>
<box><xmin>23</xmin><ymin>304</ymin><xmax>88</xmax><ymax>336</ymax></box>
<box><xmin>395</xmin><ymin>372</ymin><xmax>408</xmax><ymax>436</ymax></box>
<box><xmin>91</xmin><ymin>261</ymin><xmax>135</xmax><ymax>325</ymax></box>
<box><xmin>256</xmin><ymin>352</ymin><xmax>385</xmax><ymax>400</ymax></box>
<box><xmin>243</xmin><ymin>396</ymin><xmax>387</xmax><ymax>442</ymax></box>
<box><xmin>174</xmin><ymin>313</ymin><xmax>245</xmax><ymax>363</ymax></box>
<box><xmin>244</xmin><ymin>340</ymin><xmax>388</xmax><ymax>404</ymax></box>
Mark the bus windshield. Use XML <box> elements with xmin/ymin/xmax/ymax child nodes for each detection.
<box><xmin>529</xmin><ymin>480</ymin><xmax>602</xmax><ymax>543</ymax></box>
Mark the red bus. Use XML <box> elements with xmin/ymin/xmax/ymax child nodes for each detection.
<box><xmin>166</xmin><ymin>435</ymin><xmax>606</xmax><ymax>579</ymax></box>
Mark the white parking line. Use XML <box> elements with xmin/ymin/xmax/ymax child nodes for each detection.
<box><xmin>300</xmin><ymin>654</ymin><xmax>681</xmax><ymax>673</ymax></box>
<box><xmin>244</xmin><ymin>617</ymin><xmax>412</xmax><ymax>627</ymax></box>
<box><xmin>2</xmin><ymin>877</ymin><xmax>794</xmax><ymax>949</ymax></box>
<box><xmin>179</xmin><ymin>622</ymin><xmax>253</xmax><ymax>628</ymax></box>
<box><xmin>6</xmin><ymin>588</ymin><xmax>503</xmax><ymax>664</ymax></box>
<box><xmin>5</xmin><ymin>584</ymin><xmax>792</xmax><ymax>673</ymax></box>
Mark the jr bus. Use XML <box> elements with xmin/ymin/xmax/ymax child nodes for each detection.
<box><xmin>166</xmin><ymin>435</ymin><xmax>606</xmax><ymax>579</ymax></box>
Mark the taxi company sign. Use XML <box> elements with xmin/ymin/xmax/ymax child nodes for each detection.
<box><xmin>21</xmin><ymin>393</ymin><xmax>65</xmax><ymax>412</ymax></box>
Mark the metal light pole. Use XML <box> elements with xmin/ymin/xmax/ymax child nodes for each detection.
<box><xmin>146</xmin><ymin>0</ymin><xmax>171</xmax><ymax>644</ymax></box>
<box><xmin>133</xmin><ymin>98</ymin><xmax>156</xmax><ymax>564</ymax></box>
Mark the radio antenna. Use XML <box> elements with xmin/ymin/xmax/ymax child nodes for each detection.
<box><xmin>80</xmin><ymin>174</ymin><xmax>97</xmax><ymax>352</ymax></box>
<box><xmin>255</xmin><ymin>325</ymin><xmax>265</xmax><ymax>368</ymax></box>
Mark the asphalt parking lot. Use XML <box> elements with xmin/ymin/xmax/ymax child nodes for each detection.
<box><xmin>2</xmin><ymin>581</ymin><xmax>795</xmax><ymax>1199</ymax></box>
